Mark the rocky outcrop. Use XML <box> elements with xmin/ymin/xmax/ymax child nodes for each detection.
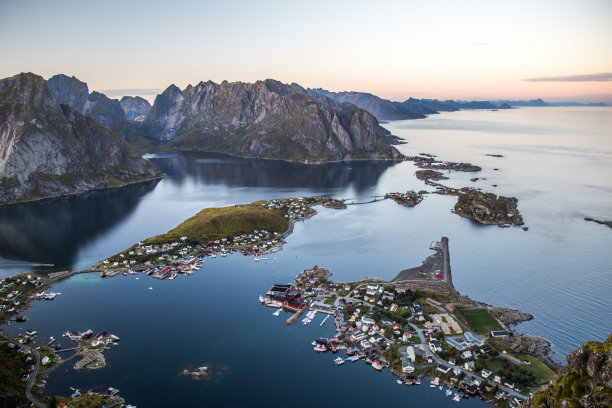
<box><xmin>526</xmin><ymin>334</ymin><xmax>612</xmax><ymax>408</ymax></box>
<box><xmin>0</xmin><ymin>73</ymin><xmax>161</xmax><ymax>204</ymax></box>
<box><xmin>120</xmin><ymin>96</ymin><xmax>151</xmax><ymax>121</ymax></box>
<box><xmin>453</xmin><ymin>191</ymin><xmax>523</xmax><ymax>226</ymax></box>
<box><xmin>142</xmin><ymin>79</ymin><xmax>403</xmax><ymax>163</ymax></box>
<box><xmin>47</xmin><ymin>74</ymin><xmax>140</xmax><ymax>140</ymax></box>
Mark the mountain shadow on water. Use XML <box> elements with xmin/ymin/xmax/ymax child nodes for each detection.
<box><xmin>148</xmin><ymin>152</ymin><xmax>399</xmax><ymax>193</ymax></box>
<box><xmin>0</xmin><ymin>179</ymin><xmax>160</xmax><ymax>272</ymax></box>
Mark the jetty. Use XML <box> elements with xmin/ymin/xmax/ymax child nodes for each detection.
<box><xmin>286</xmin><ymin>308</ymin><xmax>305</xmax><ymax>324</ymax></box>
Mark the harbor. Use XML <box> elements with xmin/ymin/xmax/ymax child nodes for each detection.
<box><xmin>259</xmin><ymin>239</ymin><xmax>555</xmax><ymax>407</ymax></box>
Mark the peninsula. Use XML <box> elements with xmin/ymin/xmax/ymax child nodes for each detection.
<box><xmin>261</xmin><ymin>237</ymin><xmax>559</xmax><ymax>407</ymax></box>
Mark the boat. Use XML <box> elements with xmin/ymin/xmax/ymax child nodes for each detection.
<box><xmin>148</xmin><ymin>286</ymin><xmax>153</xmax><ymax>290</ymax></box>
<box><xmin>70</xmin><ymin>387</ymin><xmax>81</xmax><ymax>398</ymax></box>
<box><xmin>314</xmin><ymin>343</ymin><xmax>327</xmax><ymax>352</ymax></box>
<box><xmin>334</xmin><ymin>357</ymin><xmax>344</xmax><ymax>365</ymax></box>
<box><xmin>254</xmin><ymin>255</ymin><xmax>260</xmax><ymax>261</ymax></box>
<box><xmin>106</xmin><ymin>387</ymin><xmax>120</xmax><ymax>396</ymax></box>
<box><xmin>346</xmin><ymin>355</ymin><xmax>360</xmax><ymax>362</ymax></box>
<box><xmin>15</xmin><ymin>316</ymin><xmax>27</xmax><ymax>322</ymax></box>
<box><xmin>372</xmin><ymin>360</ymin><xmax>383</xmax><ymax>371</ymax></box>
<box><xmin>397</xmin><ymin>379</ymin><xmax>404</xmax><ymax>385</ymax></box>
<box><xmin>258</xmin><ymin>295</ymin><xmax>265</xmax><ymax>304</ymax></box>
<box><xmin>453</xmin><ymin>393</ymin><xmax>461</xmax><ymax>402</ymax></box>
<box><xmin>272</xmin><ymin>308</ymin><xmax>282</xmax><ymax>316</ymax></box>
<box><xmin>439</xmin><ymin>385</ymin><xmax>443</xmax><ymax>390</ymax></box>
<box><xmin>210</xmin><ymin>253</ymin><xmax>217</xmax><ymax>258</ymax></box>
<box><xmin>446</xmin><ymin>389</ymin><xmax>453</xmax><ymax>397</ymax></box>
<box><xmin>48</xmin><ymin>336</ymin><xmax>55</xmax><ymax>345</ymax></box>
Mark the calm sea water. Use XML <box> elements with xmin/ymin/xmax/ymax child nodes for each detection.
<box><xmin>1</xmin><ymin>107</ymin><xmax>611</xmax><ymax>406</ymax></box>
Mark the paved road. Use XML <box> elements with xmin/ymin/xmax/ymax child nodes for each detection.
<box><xmin>408</xmin><ymin>322</ymin><xmax>527</xmax><ymax>401</ymax></box>
<box><xmin>22</xmin><ymin>345</ymin><xmax>46</xmax><ymax>407</ymax></box>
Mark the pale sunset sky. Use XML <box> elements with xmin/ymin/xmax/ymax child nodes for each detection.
<box><xmin>1</xmin><ymin>0</ymin><xmax>611</xmax><ymax>102</ymax></box>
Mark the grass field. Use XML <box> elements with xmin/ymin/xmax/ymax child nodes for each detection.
<box><xmin>517</xmin><ymin>354</ymin><xmax>557</xmax><ymax>384</ymax></box>
<box><xmin>145</xmin><ymin>201</ymin><xmax>289</xmax><ymax>245</ymax></box>
<box><xmin>458</xmin><ymin>308</ymin><xmax>502</xmax><ymax>333</ymax></box>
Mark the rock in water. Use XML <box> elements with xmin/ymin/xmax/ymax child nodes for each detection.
<box><xmin>142</xmin><ymin>79</ymin><xmax>403</xmax><ymax>163</ymax></box>
<box><xmin>0</xmin><ymin>73</ymin><xmax>161</xmax><ymax>204</ymax></box>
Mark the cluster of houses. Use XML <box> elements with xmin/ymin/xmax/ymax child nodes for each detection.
<box><xmin>1</xmin><ymin>274</ymin><xmax>43</xmax><ymax>315</ymax></box>
<box><xmin>265</xmin><ymin>284</ymin><xmax>306</xmax><ymax>312</ymax></box>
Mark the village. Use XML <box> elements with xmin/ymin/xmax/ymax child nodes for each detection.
<box><xmin>96</xmin><ymin>196</ymin><xmax>347</xmax><ymax>281</ymax></box>
<box><xmin>261</xmin><ymin>260</ymin><xmax>556</xmax><ymax>408</ymax></box>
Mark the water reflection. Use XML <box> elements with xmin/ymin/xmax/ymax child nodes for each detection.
<box><xmin>0</xmin><ymin>179</ymin><xmax>160</xmax><ymax>272</ymax></box>
<box><xmin>150</xmin><ymin>152</ymin><xmax>398</xmax><ymax>192</ymax></box>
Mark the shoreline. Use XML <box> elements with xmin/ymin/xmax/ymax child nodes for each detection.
<box><xmin>0</xmin><ymin>175</ymin><xmax>163</xmax><ymax>207</ymax></box>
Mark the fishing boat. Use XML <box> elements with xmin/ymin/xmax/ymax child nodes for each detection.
<box><xmin>313</xmin><ymin>343</ymin><xmax>327</xmax><ymax>352</ymax></box>
<box><xmin>346</xmin><ymin>355</ymin><xmax>360</xmax><ymax>362</ymax></box>
<box><xmin>372</xmin><ymin>360</ymin><xmax>383</xmax><ymax>371</ymax></box>
<box><xmin>334</xmin><ymin>357</ymin><xmax>344</xmax><ymax>365</ymax></box>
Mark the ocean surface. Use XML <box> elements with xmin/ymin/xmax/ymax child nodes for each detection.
<box><xmin>1</xmin><ymin>107</ymin><xmax>611</xmax><ymax>406</ymax></box>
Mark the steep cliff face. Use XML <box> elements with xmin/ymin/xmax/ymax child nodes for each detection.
<box><xmin>142</xmin><ymin>79</ymin><xmax>402</xmax><ymax>162</ymax></box>
<box><xmin>526</xmin><ymin>334</ymin><xmax>612</xmax><ymax>408</ymax></box>
<box><xmin>0</xmin><ymin>73</ymin><xmax>161</xmax><ymax>204</ymax></box>
<box><xmin>120</xmin><ymin>96</ymin><xmax>151</xmax><ymax>121</ymax></box>
<box><xmin>47</xmin><ymin>74</ymin><xmax>140</xmax><ymax>140</ymax></box>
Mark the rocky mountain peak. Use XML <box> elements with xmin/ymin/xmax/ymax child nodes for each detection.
<box><xmin>526</xmin><ymin>334</ymin><xmax>611</xmax><ymax>408</ymax></box>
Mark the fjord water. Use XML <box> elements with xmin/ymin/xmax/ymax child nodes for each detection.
<box><xmin>1</xmin><ymin>107</ymin><xmax>611</xmax><ymax>406</ymax></box>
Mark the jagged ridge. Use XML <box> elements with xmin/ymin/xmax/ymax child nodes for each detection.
<box><xmin>142</xmin><ymin>79</ymin><xmax>403</xmax><ymax>163</ymax></box>
<box><xmin>0</xmin><ymin>73</ymin><xmax>161</xmax><ymax>204</ymax></box>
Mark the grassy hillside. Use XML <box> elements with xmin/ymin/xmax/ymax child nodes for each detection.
<box><xmin>145</xmin><ymin>201</ymin><xmax>289</xmax><ymax>245</ymax></box>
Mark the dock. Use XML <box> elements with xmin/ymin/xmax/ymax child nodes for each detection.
<box><xmin>285</xmin><ymin>308</ymin><xmax>305</xmax><ymax>325</ymax></box>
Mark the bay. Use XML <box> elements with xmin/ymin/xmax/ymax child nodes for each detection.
<box><xmin>1</xmin><ymin>107</ymin><xmax>611</xmax><ymax>406</ymax></box>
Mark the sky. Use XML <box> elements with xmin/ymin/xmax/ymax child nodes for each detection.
<box><xmin>1</xmin><ymin>0</ymin><xmax>611</xmax><ymax>103</ymax></box>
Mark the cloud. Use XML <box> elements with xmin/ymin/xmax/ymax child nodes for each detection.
<box><xmin>524</xmin><ymin>73</ymin><xmax>612</xmax><ymax>82</ymax></box>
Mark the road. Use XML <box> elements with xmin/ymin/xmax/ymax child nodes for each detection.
<box><xmin>408</xmin><ymin>322</ymin><xmax>527</xmax><ymax>401</ymax></box>
<box><xmin>0</xmin><ymin>341</ymin><xmax>47</xmax><ymax>408</ymax></box>
<box><xmin>22</xmin><ymin>345</ymin><xmax>46</xmax><ymax>407</ymax></box>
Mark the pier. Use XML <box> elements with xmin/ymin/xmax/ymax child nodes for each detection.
<box><xmin>285</xmin><ymin>308</ymin><xmax>305</xmax><ymax>324</ymax></box>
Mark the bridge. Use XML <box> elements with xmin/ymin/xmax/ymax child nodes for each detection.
<box><xmin>341</xmin><ymin>195</ymin><xmax>387</xmax><ymax>205</ymax></box>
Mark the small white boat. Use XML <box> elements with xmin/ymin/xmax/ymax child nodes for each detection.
<box><xmin>148</xmin><ymin>286</ymin><xmax>153</xmax><ymax>290</ymax></box>
<box><xmin>397</xmin><ymin>379</ymin><xmax>404</xmax><ymax>384</ymax></box>
<box><xmin>334</xmin><ymin>357</ymin><xmax>344</xmax><ymax>365</ymax></box>
<box><xmin>273</xmin><ymin>308</ymin><xmax>282</xmax><ymax>316</ymax></box>
<box><xmin>254</xmin><ymin>255</ymin><xmax>260</xmax><ymax>261</ymax></box>
<box><xmin>210</xmin><ymin>253</ymin><xmax>217</xmax><ymax>258</ymax></box>
<box><xmin>446</xmin><ymin>389</ymin><xmax>453</xmax><ymax>397</ymax></box>
<box><xmin>439</xmin><ymin>385</ymin><xmax>443</xmax><ymax>390</ymax></box>
<box><xmin>258</xmin><ymin>295</ymin><xmax>265</xmax><ymax>303</ymax></box>
<box><xmin>453</xmin><ymin>393</ymin><xmax>461</xmax><ymax>402</ymax></box>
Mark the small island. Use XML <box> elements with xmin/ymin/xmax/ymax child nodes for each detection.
<box><xmin>415</xmin><ymin>170</ymin><xmax>449</xmax><ymax>181</ymax></box>
<box><xmin>179</xmin><ymin>364</ymin><xmax>229</xmax><ymax>382</ymax></box>
<box><xmin>385</xmin><ymin>191</ymin><xmax>425</xmax><ymax>207</ymax></box>
<box><xmin>584</xmin><ymin>217</ymin><xmax>612</xmax><ymax>229</ymax></box>
<box><xmin>453</xmin><ymin>191</ymin><xmax>523</xmax><ymax>226</ymax></box>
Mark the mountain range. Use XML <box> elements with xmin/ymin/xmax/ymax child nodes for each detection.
<box><xmin>0</xmin><ymin>73</ymin><xmax>161</xmax><ymax>204</ymax></box>
<box><xmin>1</xmin><ymin>71</ymin><xmax>608</xmax><ymax>204</ymax></box>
